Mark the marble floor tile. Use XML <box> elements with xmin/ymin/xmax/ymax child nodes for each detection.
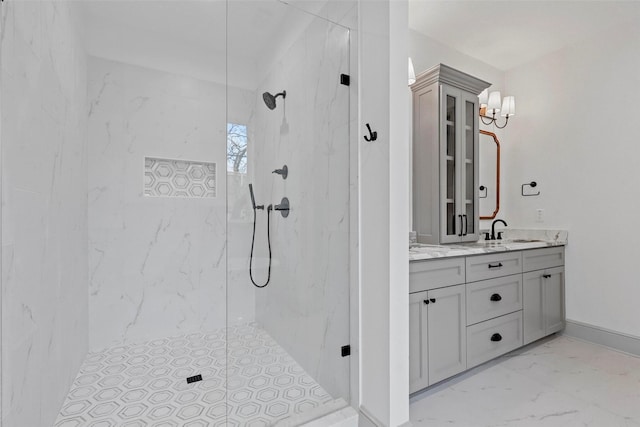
<box><xmin>55</xmin><ymin>323</ymin><xmax>333</xmax><ymax>426</ymax></box>
<box><xmin>410</xmin><ymin>335</ymin><xmax>640</xmax><ymax>427</ymax></box>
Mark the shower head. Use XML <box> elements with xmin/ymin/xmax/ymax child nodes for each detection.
<box><xmin>262</xmin><ymin>90</ymin><xmax>286</xmax><ymax>110</ymax></box>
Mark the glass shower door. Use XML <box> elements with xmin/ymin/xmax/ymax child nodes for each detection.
<box><xmin>226</xmin><ymin>1</ymin><xmax>351</xmax><ymax>424</ymax></box>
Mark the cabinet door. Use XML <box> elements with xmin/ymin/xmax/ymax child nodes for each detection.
<box><xmin>523</xmin><ymin>271</ymin><xmax>545</xmax><ymax>345</ymax></box>
<box><xmin>439</xmin><ymin>86</ymin><xmax>479</xmax><ymax>243</ymax></box>
<box><xmin>427</xmin><ymin>284</ymin><xmax>466</xmax><ymax>384</ymax></box>
<box><xmin>544</xmin><ymin>267</ymin><xmax>565</xmax><ymax>334</ymax></box>
<box><xmin>459</xmin><ymin>91</ymin><xmax>479</xmax><ymax>242</ymax></box>
<box><xmin>409</xmin><ymin>291</ymin><xmax>429</xmax><ymax>393</ymax></box>
<box><xmin>523</xmin><ymin>267</ymin><xmax>565</xmax><ymax>345</ymax></box>
<box><xmin>439</xmin><ymin>86</ymin><xmax>461</xmax><ymax>243</ymax></box>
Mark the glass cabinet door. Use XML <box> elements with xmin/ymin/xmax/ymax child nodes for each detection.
<box><xmin>463</xmin><ymin>96</ymin><xmax>476</xmax><ymax>237</ymax></box>
<box><xmin>445</xmin><ymin>93</ymin><xmax>457</xmax><ymax>238</ymax></box>
<box><xmin>441</xmin><ymin>85</ymin><xmax>479</xmax><ymax>243</ymax></box>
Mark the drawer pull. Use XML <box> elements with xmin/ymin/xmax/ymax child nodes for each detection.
<box><xmin>490</xmin><ymin>333</ymin><xmax>503</xmax><ymax>342</ymax></box>
<box><xmin>543</xmin><ymin>274</ymin><xmax>551</xmax><ymax>279</ymax></box>
<box><xmin>423</xmin><ymin>300</ymin><xmax>430</xmax><ymax>305</ymax></box>
<box><xmin>488</xmin><ymin>263</ymin><xmax>503</xmax><ymax>269</ymax></box>
<box><xmin>490</xmin><ymin>293</ymin><xmax>502</xmax><ymax>302</ymax></box>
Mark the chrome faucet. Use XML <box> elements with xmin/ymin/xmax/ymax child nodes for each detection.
<box><xmin>488</xmin><ymin>219</ymin><xmax>508</xmax><ymax>240</ymax></box>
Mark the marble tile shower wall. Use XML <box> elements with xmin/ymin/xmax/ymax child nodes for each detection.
<box><xmin>251</xmin><ymin>15</ymin><xmax>351</xmax><ymax>400</ymax></box>
<box><xmin>87</xmin><ymin>57</ymin><xmax>255</xmax><ymax>351</ymax></box>
<box><xmin>1</xmin><ymin>2</ymin><xmax>89</xmax><ymax>426</ymax></box>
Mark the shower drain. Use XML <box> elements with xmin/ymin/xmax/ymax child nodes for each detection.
<box><xmin>186</xmin><ymin>374</ymin><xmax>203</xmax><ymax>384</ymax></box>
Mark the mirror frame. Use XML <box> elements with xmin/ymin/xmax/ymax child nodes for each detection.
<box><xmin>479</xmin><ymin>130</ymin><xmax>501</xmax><ymax>220</ymax></box>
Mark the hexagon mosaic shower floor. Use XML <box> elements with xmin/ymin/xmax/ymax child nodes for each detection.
<box><xmin>55</xmin><ymin>323</ymin><xmax>333</xmax><ymax>426</ymax></box>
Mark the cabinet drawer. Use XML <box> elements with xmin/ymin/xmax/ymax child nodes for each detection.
<box><xmin>410</xmin><ymin>258</ymin><xmax>465</xmax><ymax>293</ymax></box>
<box><xmin>466</xmin><ymin>275</ymin><xmax>523</xmax><ymax>325</ymax></box>
<box><xmin>467</xmin><ymin>311</ymin><xmax>523</xmax><ymax>369</ymax></box>
<box><xmin>465</xmin><ymin>252</ymin><xmax>522</xmax><ymax>283</ymax></box>
<box><xmin>523</xmin><ymin>247</ymin><xmax>564</xmax><ymax>272</ymax></box>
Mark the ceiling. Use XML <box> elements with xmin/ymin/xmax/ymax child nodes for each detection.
<box><xmin>409</xmin><ymin>1</ymin><xmax>640</xmax><ymax>71</ymax></box>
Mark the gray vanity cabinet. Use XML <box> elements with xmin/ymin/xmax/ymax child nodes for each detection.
<box><xmin>411</xmin><ymin>64</ymin><xmax>490</xmax><ymax>244</ymax></box>
<box><xmin>523</xmin><ymin>266</ymin><xmax>565</xmax><ymax>345</ymax></box>
<box><xmin>410</xmin><ymin>247</ymin><xmax>566</xmax><ymax>394</ymax></box>
<box><xmin>409</xmin><ymin>284</ymin><xmax>467</xmax><ymax>393</ymax></box>
<box><xmin>522</xmin><ymin>247</ymin><xmax>565</xmax><ymax>345</ymax></box>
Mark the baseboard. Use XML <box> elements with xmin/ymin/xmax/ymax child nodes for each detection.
<box><xmin>359</xmin><ymin>406</ymin><xmax>382</xmax><ymax>427</ymax></box>
<box><xmin>276</xmin><ymin>399</ymin><xmax>349</xmax><ymax>426</ymax></box>
<box><xmin>358</xmin><ymin>405</ymin><xmax>412</xmax><ymax>427</ymax></box>
<box><xmin>563</xmin><ymin>319</ymin><xmax>640</xmax><ymax>357</ymax></box>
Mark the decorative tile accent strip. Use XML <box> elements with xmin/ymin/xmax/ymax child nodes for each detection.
<box><xmin>144</xmin><ymin>157</ymin><xmax>216</xmax><ymax>198</ymax></box>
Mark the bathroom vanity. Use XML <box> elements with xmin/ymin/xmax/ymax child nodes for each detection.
<box><xmin>408</xmin><ymin>239</ymin><xmax>566</xmax><ymax>394</ymax></box>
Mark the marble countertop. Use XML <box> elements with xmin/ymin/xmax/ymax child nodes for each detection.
<box><xmin>409</xmin><ymin>229</ymin><xmax>568</xmax><ymax>262</ymax></box>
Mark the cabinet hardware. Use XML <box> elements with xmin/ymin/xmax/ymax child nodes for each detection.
<box><xmin>490</xmin><ymin>293</ymin><xmax>502</xmax><ymax>302</ymax></box>
<box><xmin>430</xmin><ymin>298</ymin><xmax>436</xmax><ymax>303</ymax></box>
<box><xmin>490</xmin><ymin>333</ymin><xmax>502</xmax><ymax>342</ymax></box>
<box><xmin>423</xmin><ymin>300</ymin><xmax>430</xmax><ymax>305</ymax></box>
<box><xmin>543</xmin><ymin>274</ymin><xmax>551</xmax><ymax>279</ymax></box>
<box><xmin>463</xmin><ymin>214</ymin><xmax>468</xmax><ymax>236</ymax></box>
<box><xmin>458</xmin><ymin>215</ymin><xmax>464</xmax><ymax>237</ymax></box>
<box><xmin>488</xmin><ymin>263</ymin><xmax>503</xmax><ymax>269</ymax></box>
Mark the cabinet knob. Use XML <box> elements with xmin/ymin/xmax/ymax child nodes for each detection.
<box><xmin>543</xmin><ymin>274</ymin><xmax>551</xmax><ymax>279</ymax></box>
<box><xmin>490</xmin><ymin>293</ymin><xmax>502</xmax><ymax>302</ymax></box>
<box><xmin>490</xmin><ymin>333</ymin><xmax>502</xmax><ymax>342</ymax></box>
<box><xmin>423</xmin><ymin>300</ymin><xmax>429</xmax><ymax>305</ymax></box>
<box><xmin>430</xmin><ymin>298</ymin><xmax>436</xmax><ymax>303</ymax></box>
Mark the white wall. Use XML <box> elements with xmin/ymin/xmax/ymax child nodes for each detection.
<box><xmin>1</xmin><ymin>2</ymin><xmax>88</xmax><ymax>426</ymax></box>
<box><xmin>87</xmin><ymin>57</ymin><xmax>255</xmax><ymax>350</ymax></box>
<box><xmin>358</xmin><ymin>0</ymin><xmax>410</xmax><ymax>425</ymax></box>
<box><xmin>502</xmin><ymin>21</ymin><xmax>640</xmax><ymax>337</ymax></box>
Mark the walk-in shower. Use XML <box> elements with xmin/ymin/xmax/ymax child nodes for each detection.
<box><xmin>0</xmin><ymin>0</ymin><xmax>352</xmax><ymax>426</ymax></box>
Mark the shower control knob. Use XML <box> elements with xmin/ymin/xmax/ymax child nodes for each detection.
<box><xmin>272</xmin><ymin>165</ymin><xmax>288</xmax><ymax>179</ymax></box>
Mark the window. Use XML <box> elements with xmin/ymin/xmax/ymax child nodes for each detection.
<box><xmin>227</xmin><ymin>123</ymin><xmax>247</xmax><ymax>174</ymax></box>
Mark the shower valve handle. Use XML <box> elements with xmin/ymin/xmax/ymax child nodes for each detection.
<box><xmin>274</xmin><ymin>197</ymin><xmax>290</xmax><ymax>218</ymax></box>
<box><xmin>272</xmin><ymin>165</ymin><xmax>288</xmax><ymax>179</ymax></box>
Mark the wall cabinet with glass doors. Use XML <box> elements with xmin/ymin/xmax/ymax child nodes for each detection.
<box><xmin>411</xmin><ymin>64</ymin><xmax>491</xmax><ymax>244</ymax></box>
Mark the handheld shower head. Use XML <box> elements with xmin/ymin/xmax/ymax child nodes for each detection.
<box><xmin>262</xmin><ymin>90</ymin><xmax>286</xmax><ymax>110</ymax></box>
<box><xmin>249</xmin><ymin>183</ymin><xmax>257</xmax><ymax>210</ymax></box>
<box><xmin>248</xmin><ymin>183</ymin><xmax>264</xmax><ymax>210</ymax></box>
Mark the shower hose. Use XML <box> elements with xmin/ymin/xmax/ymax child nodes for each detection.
<box><xmin>249</xmin><ymin>204</ymin><xmax>272</xmax><ymax>288</ymax></box>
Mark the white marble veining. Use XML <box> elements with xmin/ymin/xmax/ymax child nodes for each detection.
<box><xmin>409</xmin><ymin>229</ymin><xmax>568</xmax><ymax>261</ymax></box>
<box><xmin>1</xmin><ymin>2</ymin><xmax>89</xmax><ymax>426</ymax></box>
<box><xmin>248</xmin><ymin>8</ymin><xmax>351</xmax><ymax>402</ymax></box>
<box><xmin>410</xmin><ymin>335</ymin><xmax>640</xmax><ymax>426</ymax></box>
<box><xmin>87</xmin><ymin>57</ymin><xmax>256</xmax><ymax>350</ymax></box>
